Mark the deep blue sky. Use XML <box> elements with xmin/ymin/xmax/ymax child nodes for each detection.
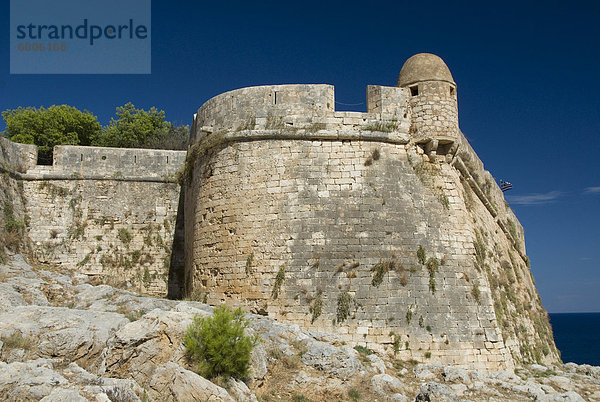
<box><xmin>1</xmin><ymin>1</ymin><xmax>598</xmax><ymax>313</ymax></box>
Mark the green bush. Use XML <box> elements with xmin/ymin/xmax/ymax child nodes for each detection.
<box><xmin>184</xmin><ymin>305</ymin><xmax>257</xmax><ymax>380</ymax></box>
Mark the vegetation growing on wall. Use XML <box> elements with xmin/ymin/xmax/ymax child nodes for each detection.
<box><xmin>417</xmin><ymin>245</ymin><xmax>426</xmax><ymax>265</ymax></box>
<box><xmin>364</xmin><ymin>120</ymin><xmax>398</xmax><ymax>133</ymax></box>
<box><xmin>271</xmin><ymin>265</ymin><xmax>286</xmax><ymax>299</ymax></box>
<box><xmin>363</xmin><ymin>149</ymin><xmax>381</xmax><ymax>167</ymax></box>
<box><xmin>309</xmin><ymin>290</ymin><xmax>323</xmax><ymax>323</ymax></box>
<box><xmin>370</xmin><ymin>260</ymin><xmax>390</xmax><ymax>287</ymax></box>
<box><xmin>336</xmin><ymin>291</ymin><xmax>353</xmax><ymax>323</ymax></box>
<box><xmin>245</xmin><ymin>252</ymin><xmax>254</xmax><ymax>275</ymax></box>
<box><xmin>426</xmin><ymin>257</ymin><xmax>439</xmax><ymax>294</ymax></box>
<box><xmin>118</xmin><ymin>228</ymin><xmax>133</xmax><ymax>246</ymax></box>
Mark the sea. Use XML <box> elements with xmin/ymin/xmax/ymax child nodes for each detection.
<box><xmin>549</xmin><ymin>313</ymin><xmax>600</xmax><ymax>366</ymax></box>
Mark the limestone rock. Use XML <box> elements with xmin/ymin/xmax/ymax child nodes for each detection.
<box><xmin>443</xmin><ymin>366</ymin><xmax>471</xmax><ymax>384</ymax></box>
<box><xmin>1</xmin><ymin>254</ymin><xmax>600</xmax><ymax>401</ymax></box>
<box><xmin>300</xmin><ymin>339</ymin><xmax>364</xmax><ymax>380</ymax></box>
<box><xmin>0</xmin><ymin>282</ymin><xmax>27</xmax><ymax>310</ymax></box>
<box><xmin>249</xmin><ymin>342</ymin><xmax>268</xmax><ymax>381</ymax></box>
<box><xmin>414</xmin><ymin>363</ymin><xmax>442</xmax><ymax>380</ymax></box>
<box><xmin>370</xmin><ymin>374</ymin><xmax>406</xmax><ymax>396</ymax></box>
<box><xmin>0</xmin><ymin>359</ymin><xmax>68</xmax><ymax>400</ymax></box>
<box><xmin>39</xmin><ymin>388</ymin><xmax>87</xmax><ymax>401</ymax></box>
<box><xmin>0</xmin><ymin>306</ymin><xmax>129</xmax><ymax>364</ymax></box>
<box><xmin>415</xmin><ymin>381</ymin><xmax>458</xmax><ymax>401</ymax></box>
<box><xmin>548</xmin><ymin>375</ymin><xmax>574</xmax><ymax>391</ymax></box>
<box><xmin>227</xmin><ymin>378</ymin><xmax>258</xmax><ymax>402</ymax></box>
<box><xmin>366</xmin><ymin>353</ymin><xmax>386</xmax><ymax>374</ymax></box>
<box><xmin>535</xmin><ymin>391</ymin><xmax>586</xmax><ymax>402</ymax></box>
<box><xmin>532</xmin><ymin>363</ymin><xmax>549</xmax><ymax>372</ymax></box>
<box><xmin>150</xmin><ymin>362</ymin><xmax>234</xmax><ymax>402</ymax></box>
<box><xmin>100</xmin><ymin>309</ymin><xmax>196</xmax><ymax>384</ymax></box>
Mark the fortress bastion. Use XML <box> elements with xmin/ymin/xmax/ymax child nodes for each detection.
<box><xmin>182</xmin><ymin>53</ymin><xmax>559</xmax><ymax>370</ymax></box>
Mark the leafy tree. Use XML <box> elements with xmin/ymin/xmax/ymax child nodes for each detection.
<box><xmin>184</xmin><ymin>305</ymin><xmax>258</xmax><ymax>380</ymax></box>
<box><xmin>93</xmin><ymin>102</ymin><xmax>170</xmax><ymax>148</ymax></box>
<box><xmin>141</xmin><ymin>123</ymin><xmax>189</xmax><ymax>150</ymax></box>
<box><xmin>2</xmin><ymin>105</ymin><xmax>101</xmax><ymax>164</ymax></box>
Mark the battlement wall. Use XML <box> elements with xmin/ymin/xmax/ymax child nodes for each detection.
<box><xmin>46</xmin><ymin>145</ymin><xmax>186</xmax><ymax>178</ymax></box>
<box><xmin>193</xmin><ymin>84</ymin><xmax>333</xmax><ymax>140</ymax></box>
<box><xmin>192</xmin><ymin>85</ymin><xmax>414</xmax><ymax>146</ymax></box>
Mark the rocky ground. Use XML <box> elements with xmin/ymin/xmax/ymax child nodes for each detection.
<box><xmin>1</xmin><ymin>253</ymin><xmax>600</xmax><ymax>401</ymax></box>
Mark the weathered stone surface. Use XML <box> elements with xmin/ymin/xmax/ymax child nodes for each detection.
<box><xmin>150</xmin><ymin>362</ymin><xmax>234</xmax><ymax>402</ymax></box>
<box><xmin>0</xmin><ymin>306</ymin><xmax>129</xmax><ymax>363</ymax></box>
<box><xmin>99</xmin><ymin>309</ymin><xmax>197</xmax><ymax>384</ymax></box>
<box><xmin>40</xmin><ymin>388</ymin><xmax>87</xmax><ymax>402</ymax></box>
<box><xmin>366</xmin><ymin>353</ymin><xmax>386</xmax><ymax>374</ymax></box>
<box><xmin>300</xmin><ymin>339</ymin><xmax>365</xmax><ymax>380</ymax></box>
<box><xmin>370</xmin><ymin>374</ymin><xmax>406</xmax><ymax>396</ymax></box>
<box><xmin>0</xmin><ymin>359</ymin><xmax>68</xmax><ymax>400</ymax></box>
<box><xmin>415</xmin><ymin>363</ymin><xmax>443</xmax><ymax>380</ymax></box>
<box><xmin>536</xmin><ymin>391</ymin><xmax>586</xmax><ymax>402</ymax></box>
<box><xmin>443</xmin><ymin>366</ymin><xmax>471</xmax><ymax>384</ymax></box>
<box><xmin>249</xmin><ymin>342</ymin><xmax>268</xmax><ymax>382</ymax></box>
<box><xmin>415</xmin><ymin>381</ymin><xmax>458</xmax><ymax>401</ymax></box>
<box><xmin>0</xmin><ymin>282</ymin><xmax>27</xmax><ymax>310</ymax></box>
<box><xmin>227</xmin><ymin>378</ymin><xmax>258</xmax><ymax>402</ymax></box>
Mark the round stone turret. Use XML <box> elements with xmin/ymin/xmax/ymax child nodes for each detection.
<box><xmin>398</xmin><ymin>53</ymin><xmax>458</xmax><ymax>153</ymax></box>
<box><xmin>397</xmin><ymin>53</ymin><xmax>455</xmax><ymax>87</ymax></box>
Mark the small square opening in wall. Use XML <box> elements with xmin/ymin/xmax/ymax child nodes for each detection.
<box><xmin>449</xmin><ymin>86</ymin><xmax>455</xmax><ymax>96</ymax></box>
<box><xmin>409</xmin><ymin>85</ymin><xmax>419</xmax><ymax>96</ymax></box>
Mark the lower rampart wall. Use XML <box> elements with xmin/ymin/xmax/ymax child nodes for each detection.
<box><xmin>0</xmin><ymin>140</ymin><xmax>185</xmax><ymax>297</ymax></box>
<box><xmin>24</xmin><ymin>178</ymin><xmax>180</xmax><ymax>295</ymax></box>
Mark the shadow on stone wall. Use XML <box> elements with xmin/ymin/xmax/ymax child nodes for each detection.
<box><xmin>167</xmin><ymin>187</ymin><xmax>186</xmax><ymax>299</ymax></box>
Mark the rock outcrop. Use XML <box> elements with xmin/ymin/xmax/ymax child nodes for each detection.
<box><xmin>1</xmin><ymin>253</ymin><xmax>598</xmax><ymax>401</ymax></box>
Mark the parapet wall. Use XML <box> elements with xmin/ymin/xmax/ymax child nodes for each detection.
<box><xmin>192</xmin><ymin>84</ymin><xmax>413</xmax><ymax>146</ymax></box>
<box><xmin>50</xmin><ymin>145</ymin><xmax>185</xmax><ymax>178</ymax></box>
<box><xmin>193</xmin><ymin>85</ymin><xmax>334</xmax><ymax>141</ymax></box>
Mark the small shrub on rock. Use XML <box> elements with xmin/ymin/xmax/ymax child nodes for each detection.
<box><xmin>184</xmin><ymin>305</ymin><xmax>257</xmax><ymax>380</ymax></box>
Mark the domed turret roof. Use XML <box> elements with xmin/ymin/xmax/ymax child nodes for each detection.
<box><xmin>397</xmin><ymin>53</ymin><xmax>455</xmax><ymax>87</ymax></box>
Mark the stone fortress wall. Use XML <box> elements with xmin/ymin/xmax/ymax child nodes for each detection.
<box><xmin>0</xmin><ymin>53</ymin><xmax>559</xmax><ymax>371</ymax></box>
<box><xmin>184</xmin><ymin>54</ymin><xmax>559</xmax><ymax>370</ymax></box>
<box><xmin>0</xmin><ymin>137</ymin><xmax>186</xmax><ymax>296</ymax></box>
